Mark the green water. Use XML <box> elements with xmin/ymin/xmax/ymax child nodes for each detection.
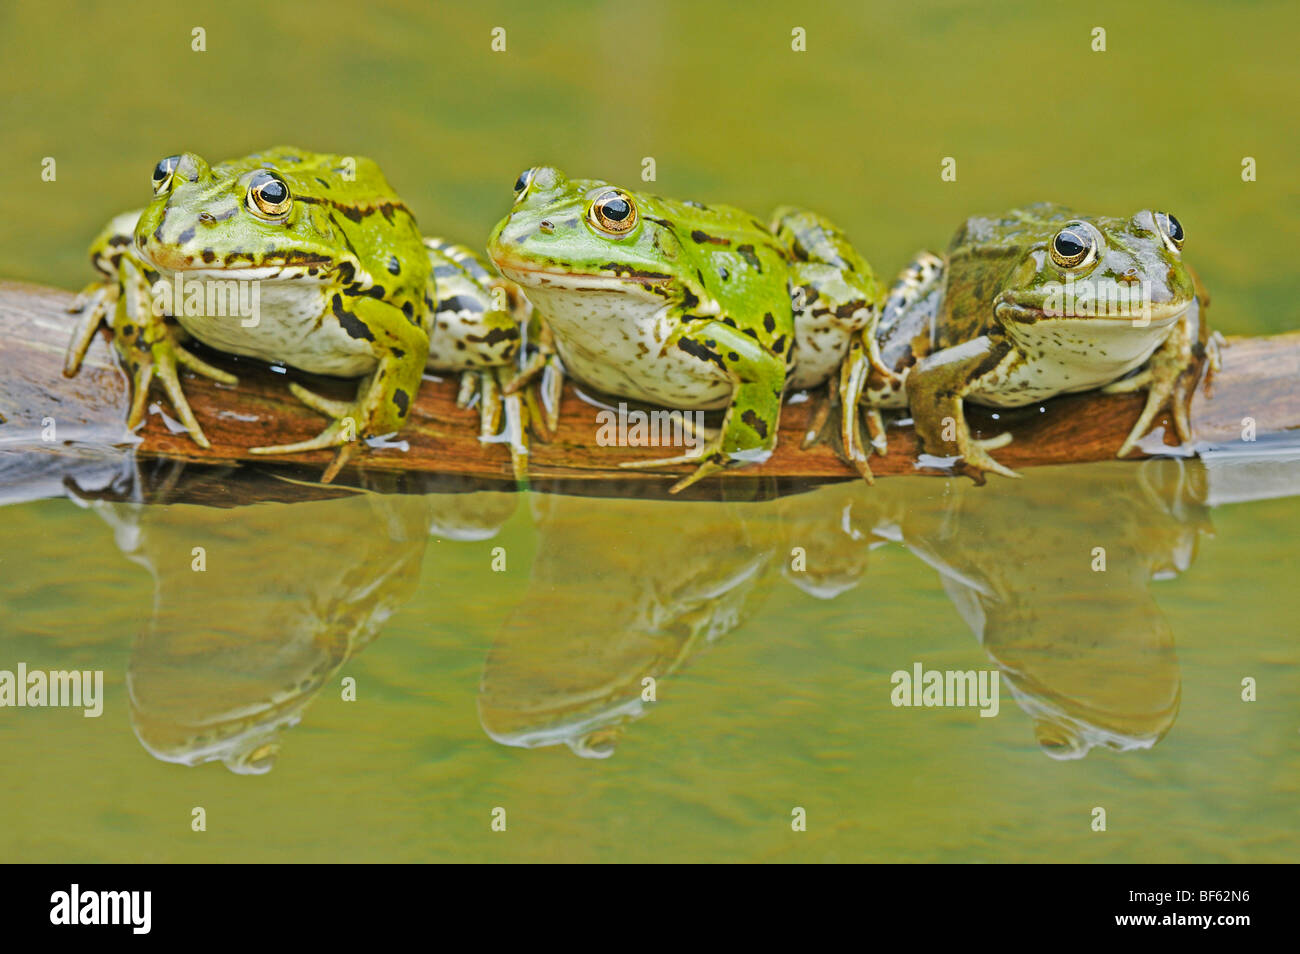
<box><xmin>0</xmin><ymin>459</ymin><xmax>1297</xmax><ymax>862</ymax></box>
<box><xmin>0</xmin><ymin>0</ymin><xmax>1298</xmax><ymax>862</ymax></box>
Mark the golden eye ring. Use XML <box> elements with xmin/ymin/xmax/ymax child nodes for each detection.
<box><xmin>1154</xmin><ymin>211</ymin><xmax>1184</xmax><ymax>252</ymax></box>
<box><xmin>589</xmin><ymin>190</ymin><xmax>637</xmax><ymax>236</ymax></box>
<box><xmin>152</xmin><ymin>155</ymin><xmax>181</xmax><ymax>196</ymax></box>
<box><xmin>247</xmin><ymin>171</ymin><xmax>292</xmax><ymax>219</ymax></box>
<box><xmin>1049</xmin><ymin>222</ymin><xmax>1097</xmax><ymax>270</ymax></box>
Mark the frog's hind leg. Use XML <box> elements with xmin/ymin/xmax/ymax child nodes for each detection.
<box><xmin>64</xmin><ymin>282</ymin><xmax>119</xmax><ymax>376</ymax></box>
<box><xmin>863</xmin><ymin>250</ymin><xmax>945</xmax><ymax>410</ymax></box>
<box><xmin>503</xmin><ymin>314</ymin><xmax>565</xmax><ymax>438</ymax></box>
<box><xmin>458</xmin><ymin>367</ymin><xmax>531</xmax><ymax>481</ymax></box>
<box><xmin>834</xmin><ymin>253</ymin><xmax>942</xmax><ymax>479</ymax></box>
<box><xmin>769</xmin><ymin>207</ymin><xmax>890</xmax><ymax>478</ymax></box>
<box><xmin>771</xmin><ymin>206</ymin><xmax>882</xmax><ymax>394</ymax></box>
<box><xmin>424</xmin><ymin>235</ymin><xmax>545</xmax><ymax>470</ymax></box>
<box><xmin>424</xmin><ymin>238</ymin><xmax>523</xmax><ymax>374</ymax></box>
<box><xmin>837</xmin><ymin>329</ymin><xmax>906</xmax><ymax>481</ymax></box>
<box><xmin>799</xmin><ymin>385</ymin><xmax>835</xmax><ymax>450</ymax></box>
<box><xmin>64</xmin><ymin>209</ymin><xmax>143</xmax><ymax>376</ymax></box>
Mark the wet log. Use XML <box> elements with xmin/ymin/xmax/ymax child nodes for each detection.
<box><xmin>1</xmin><ymin>280</ymin><xmax>1297</xmax><ymax>497</ymax></box>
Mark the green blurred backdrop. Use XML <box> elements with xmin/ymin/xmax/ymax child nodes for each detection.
<box><xmin>1</xmin><ymin>0</ymin><xmax>1296</xmax><ymax>334</ymax></box>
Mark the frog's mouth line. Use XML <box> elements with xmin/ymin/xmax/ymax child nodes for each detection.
<box><xmin>139</xmin><ymin>245</ymin><xmax>337</xmax><ymax>282</ymax></box>
<box><xmin>171</xmin><ymin>265</ymin><xmax>331</xmax><ymax>281</ymax></box>
<box><xmin>996</xmin><ymin>299</ymin><xmax>1191</xmax><ymax>327</ymax></box>
<box><xmin>493</xmin><ymin>259</ymin><xmax>672</xmax><ymax>293</ymax></box>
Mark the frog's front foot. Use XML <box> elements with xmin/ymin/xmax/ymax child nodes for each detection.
<box><xmin>249</xmin><ymin>381</ymin><xmax>378</xmax><ymax>485</ymax></box>
<box><xmin>619</xmin><ymin>449</ymin><xmax>732</xmax><ymax>494</ymax></box>
<box><xmin>618</xmin><ymin>411</ymin><xmax>749</xmax><ymax>494</ymax></box>
<box><xmin>1108</xmin><ymin>330</ymin><xmax>1203</xmax><ymax>458</ymax></box>
<box><xmin>64</xmin><ymin>279</ymin><xmax>237</xmax><ymax>450</ymax></box>
<box><xmin>133</xmin><ymin>330</ymin><xmax>238</xmax><ymax>451</ymax></box>
<box><xmin>952</xmin><ymin>432</ymin><xmax>1019</xmax><ymax>481</ymax></box>
<box><xmin>903</xmin><ymin>336</ymin><xmax>1021</xmax><ymax>481</ymax></box>
<box><xmin>246</xmin><ymin>366</ymin><xmax>416</xmax><ymax>486</ymax></box>
<box><xmin>249</xmin><ymin>400</ymin><xmax>359</xmax><ymax>456</ymax></box>
<box><xmin>249</xmin><ymin>408</ymin><xmax>364</xmax><ymax>485</ymax></box>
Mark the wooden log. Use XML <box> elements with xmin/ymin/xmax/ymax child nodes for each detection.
<box><xmin>1</xmin><ymin>280</ymin><xmax>1297</xmax><ymax>500</ymax></box>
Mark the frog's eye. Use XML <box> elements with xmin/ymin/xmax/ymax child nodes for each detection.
<box><xmin>247</xmin><ymin>171</ymin><xmax>293</xmax><ymax>219</ymax></box>
<box><xmin>151</xmin><ymin>155</ymin><xmax>181</xmax><ymax>196</ymax></box>
<box><xmin>513</xmin><ymin>168</ymin><xmax>535</xmax><ymax>202</ymax></box>
<box><xmin>589</xmin><ymin>190</ymin><xmax>637</xmax><ymax>236</ymax></box>
<box><xmin>1154</xmin><ymin>211</ymin><xmax>1184</xmax><ymax>252</ymax></box>
<box><xmin>1049</xmin><ymin>223</ymin><xmax>1097</xmax><ymax>269</ymax></box>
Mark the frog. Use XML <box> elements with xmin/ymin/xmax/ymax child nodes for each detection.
<box><xmin>486</xmin><ymin>165</ymin><xmax>882</xmax><ymax>492</ymax></box>
<box><xmin>839</xmin><ymin>203</ymin><xmax>1219</xmax><ymax>479</ymax></box>
<box><xmin>63</xmin><ymin>147</ymin><xmax>530</xmax><ymax>479</ymax></box>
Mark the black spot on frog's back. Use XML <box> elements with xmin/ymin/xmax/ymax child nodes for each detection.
<box><xmin>438</xmin><ymin>294</ymin><xmax>486</xmax><ymax>314</ymax></box>
<box><xmin>691</xmin><ymin>229</ymin><xmax>730</xmax><ymax>246</ymax></box>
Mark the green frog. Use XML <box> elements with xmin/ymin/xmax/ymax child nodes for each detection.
<box><xmin>63</xmin><ymin>147</ymin><xmax>526</xmax><ymax>476</ymax></box>
<box><xmin>841</xmin><ymin>203</ymin><xmax>1219</xmax><ymax>479</ymax></box>
<box><xmin>487</xmin><ymin>166</ymin><xmax>882</xmax><ymax>491</ymax></box>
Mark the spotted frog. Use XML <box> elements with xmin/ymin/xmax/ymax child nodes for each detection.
<box><xmin>842</xmin><ymin>203</ymin><xmax>1219</xmax><ymax>478</ymax></box>
<box><xmin>487</xmin><ymin>166</ymin><xmax>882</xmax><ymax>491</ymax></box>
<box><xmin>64</xmin><ymin>147</ymin><xmax>527</xmax><ymax>476</ymax></box>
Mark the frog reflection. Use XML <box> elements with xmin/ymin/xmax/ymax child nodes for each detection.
<box><xmin>74</xmin><ymin>464</ymin><xmax>519</xmax><ymax>773</ymax></box>
<box><xmin>82</xmin><ymin>491</ymin><xmax>429</xmax><ymax>772</ymax></box>
<box><xmin>477</xmin><ymin>481</ymin><xmax>892</xmax><ymax>757</ymax></box>
<box><xmin>477</xmin><ymin>491</ymin><xmax>777</xmax><ymax>758</ymax></box>
<box><xmin>887</xmin><ymin>459</ymin><xmax>1209</xmax><ymax>759</ymax></box>
<box><xmin>481</xmin><ymin>460</ymin><xmax>1214</xmax><ymax>760</ymax></box>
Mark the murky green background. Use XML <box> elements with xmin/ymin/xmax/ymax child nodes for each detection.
<box><xmin>2</xmin><ymin>0</ymin><xmax>1297</xmax><ymax>335</ymax></box>
<box><xmin>0</xmin><ymin>0</ymin><xmax>1297</xmax><ymax>862</ymax></box>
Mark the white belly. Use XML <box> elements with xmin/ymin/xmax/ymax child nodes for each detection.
<box><xmin>971</xmin><ymin>318</ymin><xmax>1172</xmax><ymax>408</ymax></box>
<box><xmin>530</xmin><ymin>287</ymin><xmax>733</xmax><ymax>410</ymax></box>
<box><xmin>173</xmin><ymin>279</ymin><xmax>377</xmax><ymax>377</ymax></box>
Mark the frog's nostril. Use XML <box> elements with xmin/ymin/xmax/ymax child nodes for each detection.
<box><xmin>539</xmin><ymin>220</ymin><xmax>555</xmax><ymax>234</ymax></box>
<box><xmin>198</xmin><ymin>211</ymin><xmax>216</xmax><ymax>225</ymax></box>
<box><xmin>1121</xmin><ymin>267</ymin><xmax>1140</xmax><ymax>283</ymax></box>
